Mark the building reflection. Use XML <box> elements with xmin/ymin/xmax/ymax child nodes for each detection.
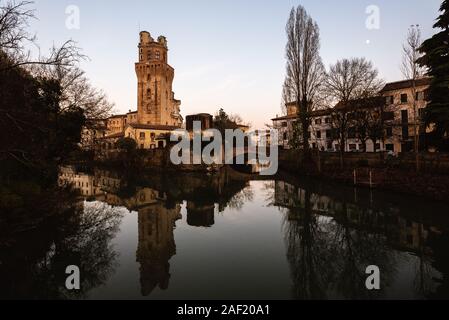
<box><xmin>186</xmin><ymin>202</ymin><xmax>215</xmax><ymax>227</ymax></box>
<box><xmin>274</xmin><ymin>180</ymin><xmax>442</xmax><ymax>255</ymax></box>
<box><xmin>137</xmin><ymin>202</ymin><xmax>182</xmax><ymax>296</ymax></box>
<box><xmin>274</xmin><ymin>179</ymin><xmax>449</xmax><ymax>299</ymax></box>
<box><xmin>58</xmin><ymin>166</ymin><xmax>250</xmax><ymax>296</ymax></box>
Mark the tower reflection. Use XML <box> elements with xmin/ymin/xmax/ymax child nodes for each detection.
<box><xmin>58</xmin><ymin>166</ymin><xmax>251</xmax><ymax>296</ymax></box>
<box><xmin>136</xmin><ymin>202</ymin><xmax>182</xmax><ymax>296</ymax></box>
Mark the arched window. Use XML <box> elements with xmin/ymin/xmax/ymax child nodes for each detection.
<box><xmin>155</xmin><ymin>51</ymin><xmax>160</xmax><ymax>60</ymax></box>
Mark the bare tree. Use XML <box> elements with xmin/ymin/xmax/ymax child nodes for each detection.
<box><xmin>401</xmin><ymin>25</ymin><xmax>425</xmax><ymax>171</ymax></box>
<box><xmin>1</xmin><ymin>1</ymin><xmax>113</xmax><ymax>121</ymax></box>
<box><xmin>35</xmin><ymin>63</ymin><xmax>114</xmax><ymax>120</ymax></box>
<box><xmin>0</xmin><ymin>1</ymin><xmax>83</xmax><ymax>72</ymax></box>
<box><xmin>326</xmin><ymin>58</ymin><xmax>384</xmax><ymax>104</ymax></box>
<box><xmin>329</xmin><ymin>107</ymin><xmax>350</xmax><ymax>165</ymax></box>
<box><xmin>0</xmin><ymin>0</ymin><xmax>35</xmax><ymax>55</ymax></box>
<box><xmin>283</xmin><ymin>5</ymin><xmax>326</xmax><ymax>155</ymax></box>
<box><xmin>401</xmin><ymin>25</ymin><xmax>426</xmax><ymax>82</ymax></box>
<box><xmin>228</xmin><ymin>113</ymin><xmax>251</xmax><ymax>128</ymax></box>
<box><xmin>326</xmin><ymin>58</ymin><xmax>384</xmax><ymax>165</ymax></box>
<box><xmin>352</xmin><ymin>97</ymin><xmax>385</xmax><ymax>152</ymax></box>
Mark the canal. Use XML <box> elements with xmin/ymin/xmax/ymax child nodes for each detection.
<box><xmin>1</xmin><ymin>166</ymin><xmax>449</xmax><ymax>300</ymax></box>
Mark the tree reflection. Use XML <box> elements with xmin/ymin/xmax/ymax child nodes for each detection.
<box><xmin>0</xmin><ymin>197</ymin><xmax>123</xmax><ymax>299</ymax></box>
<box><xmin>426</xmin><ymin>231</ymin><xmax>449</xmax><ymax>299</ymax></box>
<box><xmin>329</xmin><ymin>206</ymin><xmax>396</xmax><ymax>299</ymax></box>
<box><xmin>282</xmin><ymin>189</ymin><xmax>331</xmax><ymax>299</ymax></box>
<box><xmin>278</xmin><ymin>181</ymin><xmax>397</xmax><ymax>299</ymax></box>
<box><xmin>226</xmin><ymin>186</ymin><xmax>254</xmax><ymax>211</ymax></box>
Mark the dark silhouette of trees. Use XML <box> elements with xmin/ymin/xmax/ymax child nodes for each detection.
<box><xmin>0</xmin><ymin>1</ymin><xmax>113</xmax><ymax>199</ymax></box>
<box><xmin>417</xmin><ymin>0</ymin><xmax>449</xmax><ymax>151</ymax></box>
<box><xmin>0</xmin><ymin>53</ymin><xmax>85</xmax><ymax>187</ymax></box>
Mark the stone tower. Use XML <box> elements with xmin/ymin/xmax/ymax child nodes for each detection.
<box><xmin>135</xmin><ymin>31</ymin><xmax>182</xmax><ymax>126</ymax></box>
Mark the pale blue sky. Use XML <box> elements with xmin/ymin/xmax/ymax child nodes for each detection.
<box><xmin>29</xmin><ymin>0</ymin><xmax>442</xmax><ymax>128</ymax></box>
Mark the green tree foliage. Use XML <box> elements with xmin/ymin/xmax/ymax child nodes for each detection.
<box><xmin>418</xmin><ymin>0</ymin><xmax>449</xmax><ymax>150</ymax></box>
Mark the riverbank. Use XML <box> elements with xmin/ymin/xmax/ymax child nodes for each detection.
<box><xmin>278</xmin><ymin>149</ymin><xmax>449</xmax><ymax>202</ymax></box>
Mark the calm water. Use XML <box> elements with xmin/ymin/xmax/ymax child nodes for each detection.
<box><xmin>1</xmin><ymin>166</ymin><xmax>449</xmax><ymax>300</ymax></box>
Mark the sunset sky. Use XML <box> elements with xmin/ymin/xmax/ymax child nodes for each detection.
<box><xmin>29</xmin><ymin>0</ymin><xmax>442</xmax><ymax>128</ymax></box>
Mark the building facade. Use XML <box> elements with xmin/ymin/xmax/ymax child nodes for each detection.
<box><xmin>272</xmin><ymin>77</ymin><xmax>432</xmax><ymax>154</ymax></box>
<box><xmin>124</xmin><ymin>123</ymin><xmax>179</xmax><ymax>149</ymax></box>
<box><xmin>381</xmin><ymin>78</ymin><xmax>431</xmax><ymax>153</ymax></box>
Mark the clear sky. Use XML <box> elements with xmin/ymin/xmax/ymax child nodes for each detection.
<box><xmin>28</xmin><ymin>0</ymin><xmax>442</xmax><ymax>128</ymax></box>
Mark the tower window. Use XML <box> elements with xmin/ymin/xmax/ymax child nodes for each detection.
<box><xmin>155</xmin><ymin>51</ymin><xmax>160</xmax><ymax>59</ymax></box>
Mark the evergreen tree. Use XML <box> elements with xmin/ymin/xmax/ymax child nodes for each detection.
<box><xmin>417</xmin><ymin>0</ymin><xmax>449</xmax><ymax>150</ymax></box>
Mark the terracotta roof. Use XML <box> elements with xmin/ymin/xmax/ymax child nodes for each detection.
<box><xmin>381</xmin><ymin>77</ymin><xmax>431</xmax><ymax>92</ymax></box>
<box><xmin>127</xmin><ymin>123</ymin><xmax>180</xmax><ymax>131</ymax></box>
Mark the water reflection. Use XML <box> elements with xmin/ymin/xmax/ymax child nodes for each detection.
<box><xmin>58</xmin><ymin>166</ymin><xmax>252</xmax><ymax>298</ymax></box>
<box><xmin>274</xmin><ymin>178</ymin><xmax>449</xmax><ymax>299</ymax></box>
<box><xmin>0</xmin><ymin>196</ymin><xmax>123</xmax><ymax>299</ymax></box>
<box><xmin>2</xmin><ymin>166</ymin><xmax>449</xmax><ymax>299</ymax></box>
<box><xmin>137</xmin><ymin>201</ymin><xmax>181</xmax><ymax>296</ymax></box>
